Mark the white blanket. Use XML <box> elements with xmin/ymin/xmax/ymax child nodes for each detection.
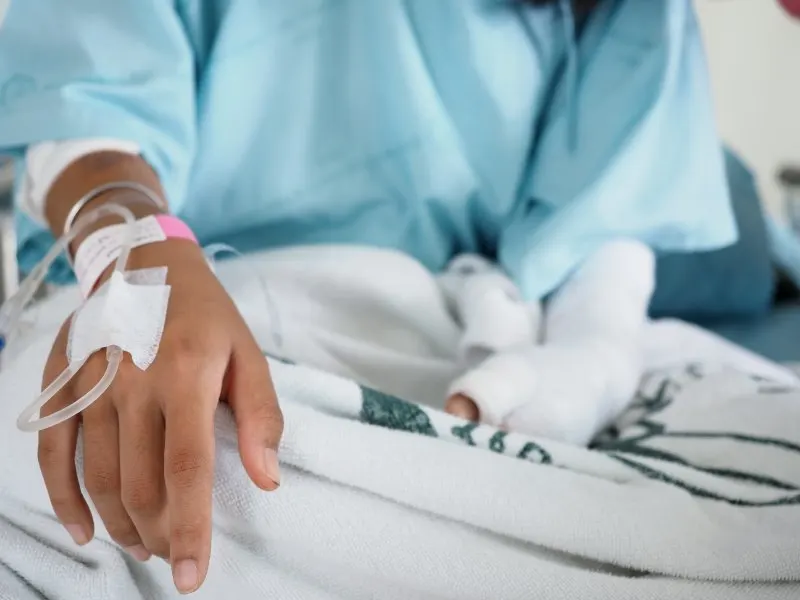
<box><xmin>1</xmin><ymin>247</ymin><xmax>800</xmax><ymax>599</ymax></box>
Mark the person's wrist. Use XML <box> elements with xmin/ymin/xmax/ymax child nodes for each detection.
<box><xmin>45</xmin><ymin>151</ymin><xmax>165</xmax><ymax>236</ymax></box>
<box><xmin>87</xmin><ymin>238</ymin><xmax>207</xmax><ymax>297</ymax></box>
<box><xmin>67</xmin><ymin>190</ymin><xmax>165</xmax><ymax>257</ymax></box>
<box><xmin>129</xmin><ymin>237</ymin><xmax>207</xmax><ymax>270</ymax></box>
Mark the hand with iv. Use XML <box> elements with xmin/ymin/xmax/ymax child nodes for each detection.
<box><xmin>36</xmin><ymin>153</ymin><xmax>284</xmax><ymax>594</ymax></box>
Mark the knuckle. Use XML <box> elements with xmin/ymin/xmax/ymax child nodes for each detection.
<box><xmin>249</xmin><ymin>400</ymin><xmax>284</xmax><ymax>432</ymax></box>
<box><xmin>170</xmin><ymin>522</ymin><xmax>203</xmax><ymax>547</ymax></box>
<box><xmin>122</xmin><ymin>480</ymin><xmax>163</xmax><ymax>516</ymax></box>
<box><xmin>167</xmin><ymin>450</ymin><xmax>208</xmax><ymax>488</ymax></box>
<box><xmin>85</xmin><ymin>469</ymin><xmax>120</xmax><ymax>498</ymax></box>
<box><xmin>164</xmin><ymin>327</ymin><xmax>213</xmax><ymax>365</ymax></box>
<box><xmin>146</xmin><ymin>539</ymin><xmax>170</xmax><ymax>560</ymax></box>
<box><xmin>106</xmin><ymin>523</ymin><xmax>140</xmax><ymax>547</ymax></box>
<box><xmin>111</xmin><ymin>365</ymin><xmax>149</xmax><ymax>413</ymax></box>
<box><xmin>139</xmin><ymin>521</ymin><xmax>171</xmax><ymax>558</ymax></box>
<box><xmin>163</xmin><ymin>352</ymin><xmax>203</xmax><ymax>384</ymax></box>
<box><xmin>113</xmin><ymin>360</ymin><xmax>142</xmax><ymax>390</ymax></box>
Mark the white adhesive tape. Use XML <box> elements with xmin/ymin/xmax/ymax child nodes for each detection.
<box><xmin>73</xmin><ymin>216</ymin><xmax>168</xmax><ymax>297</ymax></box>
<box><xmin>68</xmin><ymin>268</ymin><xmax>170</xmax><ymax>370</ymax></box>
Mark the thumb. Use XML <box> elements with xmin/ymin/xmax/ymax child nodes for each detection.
<box><xmin>225</xmin><ymin>342</ymin><xmax>283</xmax><ymax>491</ymax></box>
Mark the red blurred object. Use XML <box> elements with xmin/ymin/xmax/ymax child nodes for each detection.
<box><xmin>779</xmin><ymin>0</ymin><xmax>800</xmax><ymax>18</ymax></box>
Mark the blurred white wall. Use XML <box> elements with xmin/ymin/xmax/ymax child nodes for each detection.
<box><xmin>695</xmin><ymin>0</ymin><xmax>800</xmax><ymax>217</ymax></box>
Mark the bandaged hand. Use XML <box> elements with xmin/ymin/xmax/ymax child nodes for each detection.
<box><xmin>37</xmin><ymin>237</ymin><xmax>283</xmax><ymax>594</ymax></box>
<box><xmin>444</xmin><ymin>241</ymin><xmax>654</xmax><ymax>446</ymax></box>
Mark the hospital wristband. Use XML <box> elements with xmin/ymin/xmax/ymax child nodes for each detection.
<box><xmin>73</xmin><ymin>214</ymin><xmax>198</xmax><ymax>298</ymax></box>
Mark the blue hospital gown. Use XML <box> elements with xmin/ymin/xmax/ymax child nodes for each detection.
<box><xmin>0</xmin><ymin>0</ymin><xmax>735</xmax><ymax>299</ymax></box>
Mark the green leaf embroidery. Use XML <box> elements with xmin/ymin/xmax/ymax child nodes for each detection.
<box><xmin>451</xmin><ymin>422</ymin><xmax>479</xmax><ymax>446</ymax></box>
<box><xmin>489</xmin><ymin>431</ymin><xmax>507</xmax><ymax>454</ymax></box>
<box><xmin>517</xmin><ymin>441</ymin><xmax>552</xmax><ymax>464</ymax></box>
<box><xmin>360</xmin><ymin>386</ymin><xmax>438</xmax><ymax>437</ymax></box>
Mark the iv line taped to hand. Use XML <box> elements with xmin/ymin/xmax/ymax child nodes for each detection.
<box><xmin>2</xmin><ymin>201</ymin><xmax>170</xmax><ymax>433</ymax></box>
<box><xmin>3</xmin><ymin>196</ymin><xmax>278</xmax><ymax>434</ymax></box>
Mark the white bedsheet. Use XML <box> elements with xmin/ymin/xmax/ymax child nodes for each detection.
<box><xmin>1</xmin><ymin>246</ymin><xmax>799</xmax><ymax>599</ymax></box>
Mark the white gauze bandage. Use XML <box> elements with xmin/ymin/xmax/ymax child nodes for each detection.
<box><xmin>438</xmin><ymin>254</ymin><xmax>541</xmax><ymax>368</ymax></box>
<box><xmin>68</xmin><ymin>267</ymin><xmax>170</xmax><ymax>371</ymax></box>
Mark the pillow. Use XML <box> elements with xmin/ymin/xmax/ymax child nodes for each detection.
<box><xmin>649</xmin><ymin>148</ymin><xmax>775</xmax><ymax>323</ymax></box>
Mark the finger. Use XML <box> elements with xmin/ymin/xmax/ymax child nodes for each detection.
<box><xmin>38</xmin><ymin>322</ymin><xmax>94</xmax><ymax>545</ymax></box>
<box><xmin>82</xmin><ymin>397</ymin><xmax>146</xmax><ymax>558</ymax></box>
<box><xmin>225</xmin><ymin>343</ymin><xmax>283</xmax><ymax>491</ymax></box>
<box><xmin>118</xmin><ymin>396</ymin><xmax>167</xmax><ymax>559</ymax></box>
<box><xmin>164</xmin><ymin>397</ymin><xmax>216</xmax><ymax>594</ymax></box>
<box><xmin>445</xmin><ymin>394</ymin><xmax>480</xmax><ymax>422</ymax></box>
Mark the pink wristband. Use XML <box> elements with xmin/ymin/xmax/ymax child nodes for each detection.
<box><xmin>154</xmin><ymin>214</ymin><xmax>198</xmax><ymax>244</ymax></box>
<box><xmin>74</xmin><ymin>215</ymin><xmax>198</xmax><ymax>297</ymax></box>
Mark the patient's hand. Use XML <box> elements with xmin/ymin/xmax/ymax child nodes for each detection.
<box><xmin>36</xmin><ymin>239</ymin><xmax>283</xmax><ymax>594</ymax></box>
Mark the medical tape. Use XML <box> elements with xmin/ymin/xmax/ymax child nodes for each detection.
<box><xmin>16</xmin><ymin>267</ymin><xmax>172</xmax><ymax>433</ymax></box>
<box><xmin>68</xmin><ymin>267</ymin><xmax>170</xmax><ymax>370</ymax></box>
<box><xmin>447</xmin><ymin>351</ymin><xmax>539</xmax><ymax>428</ymax></box>
<box><xmin>74</xmin><ymin>214</ymin><xmax>196</xmax><ymax>298</ymax></box>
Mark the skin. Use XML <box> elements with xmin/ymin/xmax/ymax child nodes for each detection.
<box><xmin>445</xmin><ymin>393</ymin><xmax>481</xmax><ymax>422</ymax></box>
<box><xmin>39</xmin><ymin>152</ymin><xmax>284</xmax><ymax>594</ymax></box>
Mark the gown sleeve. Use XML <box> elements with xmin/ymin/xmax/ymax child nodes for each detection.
<box><xmin>0</xmin><ymin>0</ymin><xmax>197</xmax><ymax>277</ymax></box>
<box><xmin>500</xmin><ymin>0</ymin><xmax>736</xmax><ymax>300</ymax></box>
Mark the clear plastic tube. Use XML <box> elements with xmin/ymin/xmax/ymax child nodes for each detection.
<box><xmin>204</xmin><ymin>244</ymin><xmax>284</xmax><ymax>351</ymax></box>
<box><xmin>8</xmin><ymin>203</ymin><xmax>137</xmax><ymax>432</ymax></box>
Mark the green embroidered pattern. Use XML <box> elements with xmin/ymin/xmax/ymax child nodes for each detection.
<box><xmin>488</xmin><ymin>431</ymin><xmax>506</xmax><ymax>453</ymax></box>
<box><xmin>261</xmin><ymin>349</ymin><xmax>800</xmax><ymax>507</ymax></box>
<box><xmin>451</xmin><ymin>423</ymin><xmax>479</xmax><ymax>446</ymax></box>
<box><xmin>517</xmin><ymin>441</ymin><xmax>552</xmax><ymax>464</ymax></box>
<box><xmin>594</xmin><ymin>367</ymin><xmax>800</xmax><ymax>505</ymax></box>
<box><xmin>359</xmin><ymin>386</ymin><xmax>438</xmax><ymax>437</ymax></box>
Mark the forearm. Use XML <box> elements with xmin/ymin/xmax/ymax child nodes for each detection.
<box><xmin>43</xmin><ymin>151</ymin><xmax>168</xmax><ymax>253</ymax></box>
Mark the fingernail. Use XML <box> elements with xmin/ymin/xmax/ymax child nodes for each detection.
<box><xmin>124</xmin><ymin>544</ymin><xmax>151</xmax><ymax>562</ymax></box>
<box><xmin>264</xmin><ymin>448</ymin><xmax>281</xmax><ymax>486</ymax></box>
<box><xmin>173</xmin><ymin>559</ymin><xmax>199</xmax><ymax>594</ymax></box>
<box><xmin>65</xmin><ymin>524</ymin><xmax>89</xmax><ymax>545</ymax></box>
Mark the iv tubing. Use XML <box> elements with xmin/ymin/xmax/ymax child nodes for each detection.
<box><xmin>9</xmin><ymin>201</ymin><xmax>137</xmax><ymax>432</ymax></box>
